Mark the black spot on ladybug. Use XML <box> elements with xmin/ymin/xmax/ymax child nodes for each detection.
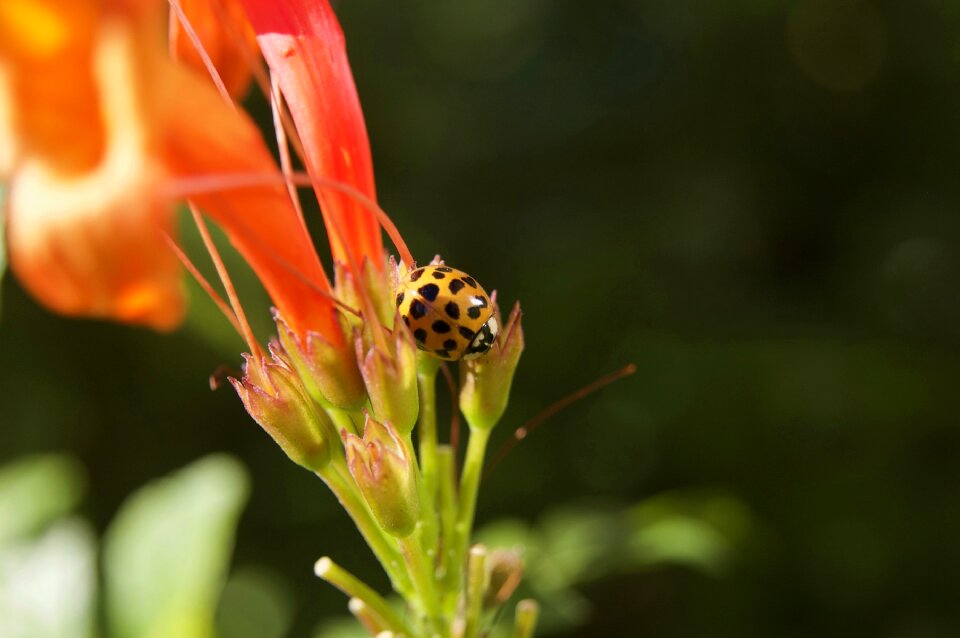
<box><xmin>459</xmin><ymin>326</ymin><xmax>475</xmax><ymax>339</ymax></box>
<box><xmin>448</xmin><ymin>279</ymin><xmax>465</xmax><ymax>294</ymax></box>
<box><xmin>434</xmin><ymin>266</ymin><xmax>452</xmax><ymax>272</ymax></box>
<box><xmin>472</xmin><ymin>295</ymin><xmax>488</xmax><ymax>308</ymax></box>
<box><xmin>409</xmin><ymin>269</ymin><xmax>424</xmax><ymax>282</ymax></box>
<box><xmin>444</xmin><ymin>339</ymin><xmax>457</xmax><ymax>350</ymax></box>
<box><xmin>434</xmin><ymin>348</ymin><xmax>451</xmax><ymax>358</ymax></box>
<box><xmin>467</xmin><ymin>306</ymin><xmax>482</xmax><ymax>319</ymax></box>
<box><xmin>403</xmin><ymin>315</ymin><xmax>410</xmax><ymax>327</ymax></box>
<box><xmin>418</xmin><ymin>284</ymin><xmax>440</xmax><ymax>302</ymax></box>
<box><xmin>432</xmin><ymin>271</ymin><xmax>446</xmax><ymax>280</ymax></box>
<box><xmin>445</xmin><ymin>301</ymin><xmax>460</xmax><ymax>319</ymax></box>
<box><xmin>432</xmin><ymin>320</ymin><xmax>451</xmax><ymax>333</ymax></box>
<box><xmin>410</xmin><ymin>300</ymin><xmax>428</xmax><ymax>319</ymax></box>
<box><xmin>395</xmin><ymin>292</ymin><xmax>404</xmax><ymax>307</ymax></box>
<box><xmin>414</xmin><ymin>328</ymin><xmax>427</xmax><ymax>343</ymax></box>
<box><xmin>462</xmin><ymin>276</ymin><xmax>477</xmax><ymax>288</ymax></box>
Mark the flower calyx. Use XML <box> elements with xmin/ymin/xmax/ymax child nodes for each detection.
<box><xmin>230</xmin><ymin>348</ymin><xmax>336</xmax><ymax>472</ymax></box>
<box><xmin>355</xmin><ymin>313</ymin><xmax>419</xmax><ymax>435</ymax></box>
<box><xmin>460</xmin><ymin>301</ymin><xmax>524</xmax><ymax>431</ymax></box>
<box><xmin>274</xmin><ymin>310</ymin><xmax>367</xmax><ymax>411</ymax></box>
<box><xmin>343</xmin><ymin>415</ymin><xmax>420</xmax><ymax>538</ymax></box>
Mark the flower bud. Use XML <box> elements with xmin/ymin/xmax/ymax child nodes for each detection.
<box><xmin>230</xmin><ymin>350</ymin><xmax>336</xmax><ymax>471</ymax></box>
<box><xmin>343</xmin><ymin>416</ymin><xmax>420</xmax><ymax>537</ymax></box>
<box><xmin>356</xmin><ymin>316</ymin><xmax>419</xmax><ymax>435</ymax></box>
<box><xmin>483</xmin><ymin>549</ymin><xmax>524</xmax><ymax>609</ymax></box>
<box><xmin>274</xmin><ymin>310</ymin><xmax>367</xmax><ymax>410</ymax></box>
<box><xmin>335</xmin><ymin>256</ymin><xmax>395</xmax><ymax>330</ymax></box>
<box><xmin>460</xmin><ymin>302</ymin><xmax>524</xmax><ymax>431</ymax></box>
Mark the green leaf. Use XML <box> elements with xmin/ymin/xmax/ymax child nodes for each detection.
<box><xmin>0</xmin><ymin>454</ymin><xmax>86</xmax><ymax>547</ymax></box>
<box><xmin>0</xmin><ymin>519</ymin><xmax>97</xmax><ymax>638</ymax></box>
<box><xmin>216</xmin><ymin>568</ymin><xmax>293</xmax><ymax>638</ymax></box>
<box><xmin>104</xmin><ymin>455</ymin><xmax>250</xmax><ymax>638</ymax></box>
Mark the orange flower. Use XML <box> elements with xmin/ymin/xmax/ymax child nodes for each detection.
<box><xmin>236</xmin><ymin>0</ymin><xmax>384</xmax><ymax>271</ymax></box>
<box><xmin>1</xmin><ymin>0</ymin><xmax>184</xmax><ymax>330</ymax></box>
<box><xmin>0</xmin><ymin>0</ymin><xmax>348</xmax><ymax>340</ymax></box>
<box><xmin>169</xmin><ymin>0</ymin><xmax>259</xmax><ymax>99</ymax></box>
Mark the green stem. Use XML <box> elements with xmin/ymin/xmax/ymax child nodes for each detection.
<box><xmin>315</xmin><ymin>557</ymin><xmax>414</xmax><ymax>637</ymax></box>
<box><xmin>453</xmin><ymin>426</ymin><xmax>492</xmax><ymax>591</ymax></box>
<box><xmin>436</xmin><ymin>446</ymin><xmax>459</xmax><ymax>590</ymax></box>
<box><xmin>319</xmin><ymin>462</ymin><xmax>411</xmax><ymax>595</ymax></box>
<box><xmin>398</xmin><ymin>531</ymin><xmax>445</xmax><ymax>637</ymax></box>
<box><xmin>416</xmin><ymin>355</ymin><xmax>441</xmax><ymax>515</ymax></box>
<box><xmin>512</xmin><ymin>599</ymin><xmax>540</xmax><ymax>638</ymax></box>
<box><xmin>463</xmin><ymin>545</ymin><xmax>488</xmax><ymax>638</ymax></box>
<box><xmin>328</xmin><ymin>407</ymin><xmax>359</xmax><ymax>437</ymax></box>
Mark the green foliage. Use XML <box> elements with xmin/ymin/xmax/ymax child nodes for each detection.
<box><xmin>216</xmin><ymin>568</ymin><xmax>294</xmax><ymax>638</ymax></box>
<box><xmin>475</xmin><ymin>491</ymin><xmax>755</xmax><ymax>635</ymax></box>
<box><xmin>0</xmin><ymin>519</ymin><xmax>97</xmax><ymax>638</ymax></box>
<box><xmin>104</xmin><ymin>455</ymin><xmax>249</xmax><ymax>638</ymax></box>
<box><xmin>0</xmin><ymin>454</ymin><xmax>251</xmax><ymax>638</ymax></box>
<box><xmin>0</xmin><ymin>454</ymin><xmax>86</xmax><ymax>546</ymax></box>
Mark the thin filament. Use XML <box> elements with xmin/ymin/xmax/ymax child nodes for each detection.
<box><xmin>167</xmin><ymin>0</ymin><xmax>235</xmax><ymax>108</ymax></box>
<box><xmin>161</xmin><ymin>231</ymin><xmax>243</xmax><ymax>336</ymax></box>
<box><xmin>485</xmin><ymin>364</ymin><xmax>638</xmax><ymax>477</ymax></box>
<box><xmin>165</xmin><ymin>171</ymin><xmax>415</xmax><ymax>267</ymax></box>
<box><xmin>439</xmin><ymin>362</ymin><xmax>461</xmax><ymax>478</ymax></box>
<box><xmin>188</xmin><ymin>203</ymin><xmax>263</xmax><ymax>361</ymax></box>
<box><xmin>270</xmin><ymin>76</ymin><xmax>311</xmax><ymax>238</ymax></box>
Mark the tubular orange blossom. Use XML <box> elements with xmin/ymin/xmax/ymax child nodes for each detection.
<box><xmin>236</xmin><ymin>0</ymin><xmax>384</xmax><ymax>272</ymax></box>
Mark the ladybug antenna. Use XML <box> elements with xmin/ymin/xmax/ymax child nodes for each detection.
<box><xmin>484</xmin><ymin>363</ymin><xmax>637</xmax><ymax>478</ymax></box>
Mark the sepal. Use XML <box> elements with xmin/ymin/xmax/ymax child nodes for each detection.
<box><xmin>356</xmin><ymin>315</ymin><xmax>419</xmax><ymax>435</ymax></box>
<box><xmin>275</xmin><ymin>310</ymin><xmax>366</xmax><ymax>409</ymax></box>
<box><xmin>343</xmin><ymin>416</ymin><xmax>420</xmax><ymax>537</ymax></box>
<box><xmin>230</xmin><ymin>351</ymin><xmax>335</xmax><ymax>471</ymax></box>
<box><xmin>459</xmin><ymin>301</ymin><xmax>524</xmax><ymax>431</ymax></box>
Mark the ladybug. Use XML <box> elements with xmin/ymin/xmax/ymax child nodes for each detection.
<box><xmin>395</xmin><ymin>265</ymin><xmax>499</xmax><ymax>361</ymax></box>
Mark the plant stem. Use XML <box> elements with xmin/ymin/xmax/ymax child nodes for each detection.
<box><xmin>319</xmin><ymin>462</ymin><xmax>411</xmax><ymax>595</ymax></box>
<box><xmin>398</xmin><ymin>531</ymin><xmax>445</xmax><ymax>637</ymax></box>
<box><xmin>512</xmin><ymin>599</ymin><xmax>540</xmax><ymax>638</ymax></box>
<box><xmin>328</xmin><ymin>407</ymin><xmax>359</xmax><ymax>437</ymax></box>
<box><xmin>416</xmin><ymin>355</ymin><xmax>441</xmax><ymax>514</ymax></box>
<box><xmin>463</xmin><ymin>545</ymin><xmax>488</xmax><ymax>638</ymax></box>
<box><xmin>315</xmin><ymin>557</ymin><xmax>414</xmax><ymax>636</ymax></box>
<box><xmin>436</xmin><ymin>446</ymin><xmax>458</xmax><ymax>589</ymax></box>
<box><xmin>453</xmin><ymin>426</ymin><xmax>492</xmax><ymax>594</ymax></box>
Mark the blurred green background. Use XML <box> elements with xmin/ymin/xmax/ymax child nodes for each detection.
<box><xmin>3</xmin><ymin>0</ymin><xmax>960</xmax><ymax>636</ymax></box>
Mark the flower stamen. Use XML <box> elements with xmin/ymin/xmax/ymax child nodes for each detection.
<box><xmin>189</xmin><ymin>203</ymin><xmax>263</xmax><ymax>362</ymax></box>
<box><xmin>161</xmin><ymin>230</ymin><xmax>243</xmax><ymax>336</ymax></box>
<box><xmin>167</xmin><ymin>0</ymin><xmax>235</xmax><ymax>108</ymax></box>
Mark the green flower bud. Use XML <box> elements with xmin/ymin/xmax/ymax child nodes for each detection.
<box><xmin>460</xmin><ymin>302</ymin><xmax>524</xmax><ymax>431</ymax></box>
<box><xmin>334</xmin><ymin>256</ymin><xmax>395</xmax><ymax>330</ymax></box>
<box><xmin>356</xmin><ymin>317</ymin><xmax>419</xmax><ymax>435</ymax></box>
<box><xmin>231</xmin><ymin>350</ymin><xmax>336</xmax><ymax>471</ymax></box>
<box><xmin>274</xmin><ymin>310</ymin><xmax>367</xmax><ymax>410</ymax></box>
<box><xmin>343</xmin><ymin>416</ymin><xmax>420</xmax><ymax>537</ymax></box>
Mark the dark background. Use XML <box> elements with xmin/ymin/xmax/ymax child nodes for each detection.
<box><xmin>3</xmin><ymin>0</ymin><xmax>960</xmax><ymax>635</ymax></box>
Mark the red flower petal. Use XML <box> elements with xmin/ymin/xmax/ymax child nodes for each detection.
<box><xmin>237</xmin><ymin>0</ymin><xmax>383</xmax><ymax>270</ymax></box>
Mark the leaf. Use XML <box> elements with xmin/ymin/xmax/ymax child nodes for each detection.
<box><xmin>104</xmin><ymin>455</ymin><xmax>250</xmax><ymax>638</ymax></box>
<box><xmin>0</xmin><ymin>519</ymin><xmax>97</xmax><ymax>638</ymax></box>
<box><xmin>216</xmin><ymin>568</ymin><xmax>293</xmax><ymax>638</ymax></box>
<box><xmin>0</xmin><ymin>454</ymin><xmax>86</xmax><ymax>547</ymax></box>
